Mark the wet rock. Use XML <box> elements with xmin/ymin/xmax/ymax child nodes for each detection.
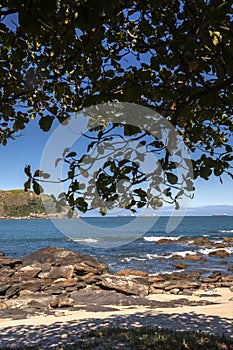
<box><xmin>98</xmin><ymin>274</ymin><xmax>149</xmax><ymax>297</ymax></box>
<box><xmin>188</xmin><ymin>237</ymin><xmax>213</xmax><ymax>247</ymax></box>
<box><xmin>116</xmin><ymin>270</ymin><xmax>148</xmax><ymax>277</ymax></box>
<box><xmin>208</xmin><ymin>250</ymin><xmax>230</xmax><ymax>258</ymax></box>
<box><xmin>172</xmin><ymin>263</ymin><xmax>189</xmax><ymax>269</ymax></box>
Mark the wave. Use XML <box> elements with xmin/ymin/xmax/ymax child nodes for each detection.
<box><xmin>199</xmin><ymin>247</ymin><xmax>233</xmax><ymax>255</ymax></box>
<box><xmin>68</xmin><ymin>238</ymin><xmax>100</xmax><ymax>243</ymax></box>
<box><xmin>218</xmin><ymin>230</ymin><xmax>233</xmax><ymax>233</ymax></box>
<box><xmin>143</xmin><ymin>235</ymin><xmax>182</xmax><ymax>242</ymax></box>
<box><xmin>163</xmin><ymin>251</ymin><xmax>196</xmax><ymax>259</ymax></box>
<box><xmin>122</xmin><ymin>256</ymin><xmax>147</xmax><ymax>263</ymax></box>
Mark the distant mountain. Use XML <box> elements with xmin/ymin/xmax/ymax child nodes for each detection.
<box><xmin>160</xmin><ymin>204</ymin><xmax>233</xmax><ymax>216</ymax></box>
<box><xmin>0</xmin><ymin>189</ymin><xmax>57</xmax><ymax>218</ymax></box>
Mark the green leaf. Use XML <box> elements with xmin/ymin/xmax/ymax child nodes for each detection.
<box><xmin>24</xmin><ymin>165</ymin><xmax>32</xmax><ymax>177</ymax></box>
<box><xmin>39</xmin><ymin>116</ymin><xmax>55</xmax><ymax>132</ymax></box>
<box><xmin>33</xmin><ymin>180</ymin><xmax>43</xmax><ymax>195</ymax></box>
<box><xmin>166</xmin><ymin>172</ymin><xmax>178</xmax><ymax>185</ymax></box>
<box><xmin>65</xmin><ymin>151</ymin><xmax>77</xmax><ymax>158</ymax></box>
<box><xmin>24</xmin><ymin>178</ymin><xmax>31</xmax><ymax>192</ymax></box>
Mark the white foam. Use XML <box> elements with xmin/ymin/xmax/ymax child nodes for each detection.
<box><xmin>69</xmin><ymin>238</ymin><xmax>99</xmax><ymax>243</ymax></box>
<box><xmin>199</xmin><ymin>247</ymin><xmax>233</xmax><ymax>255</ymax></box>
<box><xmin>143</xmin><ymin>236</ymin><xmax>181</xmax><ymax>242</ymax></box>
<box><xmin>218</xmin><ymin>230</ymin><xmax>233</xmax><ymax>233</ymax></box>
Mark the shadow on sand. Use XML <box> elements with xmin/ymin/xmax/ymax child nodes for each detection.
<box><xmin>0</xmin><ymin>310</ymin><xmax>232</xmax><ymax>348</ymax></box>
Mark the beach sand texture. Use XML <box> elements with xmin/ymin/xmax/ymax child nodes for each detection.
<box><xmin>0</xmin><ymin>288</ymin><xmax>232</xmax><ymax>348</ymax></box>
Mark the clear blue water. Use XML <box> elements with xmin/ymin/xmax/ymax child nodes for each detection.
<box><xmin>0</xmin><ymin>217</ymin><xmax>232</xmax><ymax>275</ymax></box>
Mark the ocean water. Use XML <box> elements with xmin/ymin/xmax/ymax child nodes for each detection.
<box><xmin>0</xmin><ymin>216</ymin><xmax>232</xmax><ymax>275</ymax></box>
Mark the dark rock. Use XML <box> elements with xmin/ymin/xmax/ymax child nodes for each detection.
<box><xmin>27</xmin><ymin>300</ymin><xmax>46</xmax><ymax>309</ymax></box>
<box><xmin>184</xmin><ymin>254</ymin><xmax>207</xmax><ymax>261</ymax></box>
<box><xmin>5</xmin><ymin>285</ymin><xmax>19</xmax><ymax>299</ymax></box>
<box><xmin>98</xmin><ymin>274</ymin><xmax>149</xmax><ymax>297</ymax></box>
<box><xmin>188</xmin><ymin>237</ymin><xmax>213</xmax><ymax>247</ymax></box>
<box><xmin>22</xmin><ymin>246</ymin><xmax>109</xmax><ymax>275</ymax></box>
<box><xmin>172</xmin><ymin>263</ymin><xmax>189</xmax><ymax>269</ymax></box>
<box><xmin>208</xmin><ymin>250</ymin><xmax>230</xmax><ymax>258</ymax></box>
<box><xmin>0</xmin><ymin>257</ymin><xmax>22</xmax><ymax>268</ymax></box>
<box><xmin>0</xmin><ymin>284</ymin><xmax>10</xmax><ymax>295</ymax></box>
<box><xmin>200</xmin><ymin>271</ymin><xmax>222</xmax><ymax>283</ymax></box>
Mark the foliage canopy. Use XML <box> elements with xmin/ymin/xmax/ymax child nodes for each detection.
<box><xmin>0</xmin><ymin>0</ymin><xmax>233</xmax><ymax>214</ymax></box>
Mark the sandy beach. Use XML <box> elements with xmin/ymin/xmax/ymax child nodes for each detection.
<box><xmin>0</xmin><ymin>287</ymin><xmax>232</xmax><ymax>348</ymax></box>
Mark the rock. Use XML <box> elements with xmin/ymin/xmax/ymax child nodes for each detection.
<box><xmin>0</xmin><ymin>284</ymin><xmax>10</xmax><ymax>295</ymax></box>
<box><xmin>116</xmin><ymin>270</ymin><xmax>148</xmax><ymax>277</ymax></box>
<box><xmin>0</xmin><ymin>302</ymin><xmax>8</xmax><ymax>309</ymax></box>
<box><xmin>228</xmin><ymin>265</ymin><xmax>233</xmax><ymax>272</ymax></box>
<box><xmin>0</xmin><ymin>257</ymin><xmax>22</xmax><ymax>268</ymax></box>
<box><xmin>49</xmin><ymin>296</ymin><xmax>74</xmax><ymax>308</ymax></box>
<box><xmin>98</xmin><ymin>274</ymin><xmax>149</xmax><ymax>297</ymax></box>
<box><xmin>49</xmin><ymin>298</ymin><xmax>59</xmax><ymax>308</ymax></box>
<box><xmin>148</xmin><ymin>275</ymin><xmax>165</xmax><ymax>283</ymax></box>
<box><xmin>172</xmin><ymin>263</ymin><xmax>188</xmax><ymax>269</ymax></box>
<box><xmin>0</xmin><ymin>267</ymin><xmax>14</xmax><ymax>277</ymax></box>
<box><xmin>22</xmin><ymin>246</ymin><xmax>109</xmax><ymax>275</ymax></box>
<box><xmin>170</xmin><ymin>288</ymin><xmax>180</xmax><ymax>294</ymax></box>
<box><xmin>13</xmin><ymin>266</ymin><xmax>42</xmax><ymax>279</ymax></box>
<box><xmin>39</xmin><ymin>265</ymin><xmax>74</xmax><ymax>280</ymax></box>
<box><xmin>58</xmin><ymin>297</ymin><xmax>74</xmax><ymax>308</ymax></box>
<box><xmin>208</xmin><ymin>250</ymin><xmax>230</xmax><ymax>258</ymax></box>
<box><xmin>188</xmin><ymin>237</ymin><xmax>213</xmax><ymax>247</ymax></box>
<box><xmin>221</xmin><ymin>275</ymin><xmax>233</xmax><ymax>282</ymax></box>
<box><xmin>200</xmin><ymin>271</ymin><xmax>222</xmax><ymax>283</ymax></box>
<box><xmin>0</xmin><ymin>251</ymin><xmax>5</xmax><ymax>257</ymax></box>
<box><xmin>155</xmin><ymin>238</ymin><xmax>177</xmax><ymax>244</ymax></box>
<box><xmin>5</xmin><ymin>285</ymin><xmax>19</xmax><ymax>299</ymax></box>
<box><xmin>150</xmin><ymin>287</ymin><xmax>165</xmax><ymax>294</ymax></box>
<box><xmin>223</xmin><ymin>237</ymin><xmax>233</xmax><ymax>243</ymax></box>
<box><xmin>27</xmin><ymin>300</ymin><xmax>46</xmax><ymax>309</ymax></box>
<box><xmin>184</xmin><ymin>254</ymin><xmax>207</xmax><ymax>261</ymax></box>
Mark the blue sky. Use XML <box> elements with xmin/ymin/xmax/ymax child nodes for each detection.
<box><xmin>0</xmin><ymin>117</ymin><xmax>232</xmax><ymax>209</ymax></box>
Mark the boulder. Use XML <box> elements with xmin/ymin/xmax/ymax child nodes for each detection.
<box><xmin>98</xmin><ymin>274</ymin><xmax>149</xmax><ymax>297</ymax></box>
<box><xmin>208</xmin><ymin>250</ymin><xmax>230</xmax><ymax>258</ymax></box>
<box><xmin>22</xmin><ymin>246</ymin><xmax>109</xmax><ymax>275</ymax></box>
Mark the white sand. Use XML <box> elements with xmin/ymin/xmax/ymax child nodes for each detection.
<box><xmin>0</xmin><ymin>288</ymin><xmax>232</xmax><ymax>348</ymax></box>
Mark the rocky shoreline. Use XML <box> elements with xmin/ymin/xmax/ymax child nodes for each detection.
<box><xmin>0</xmin><ymin>246</ymin><xmax>232</xmax><ymax>320</ymax></box>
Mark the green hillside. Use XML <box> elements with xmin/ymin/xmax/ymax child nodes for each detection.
<box><xmin>0</xmin><ymin>190</ymin><xmax>57</xmax><ymax>217</ymax></box>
